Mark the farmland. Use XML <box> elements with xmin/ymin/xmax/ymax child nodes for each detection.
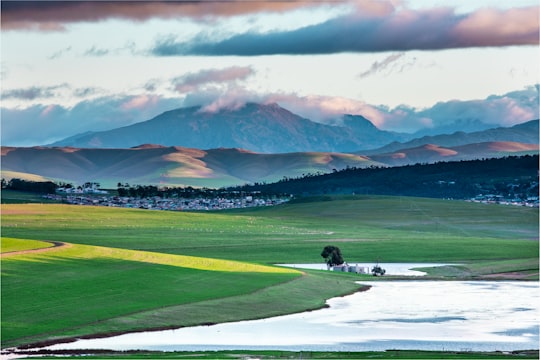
<box><xmin>1</xmin><ymin>195</ymin><xmax>538</xmax><ymax>351</ymax></box>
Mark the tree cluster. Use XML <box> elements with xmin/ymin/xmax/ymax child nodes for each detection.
<box><xmin>117</xmin><ymin>183</ymin><xmax>282</xmax><ymax>199</ymax></box>
<box><xmin>321</xmin><ymin>245</ymin><xmax>344</xmax><ymax>267</ymax></box>
<box><xmin>2</xmin><ymin>178</ymin><xmax>58</xmax><ymax>194</ymax></box>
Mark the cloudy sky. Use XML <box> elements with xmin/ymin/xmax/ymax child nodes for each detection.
<box><xmin>1</xmin><ymin>0</ymin><xmax>539</xmax><ymax>146</ymax></box>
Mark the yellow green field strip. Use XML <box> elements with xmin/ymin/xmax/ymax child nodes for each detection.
<box><xmin>1</xmin><ymin>237</ymin><xmax>55</xmax><ymax>253</ymax></box>
<box><xmin>2</xmin><ymin>238</ymin><xmax>299</xmax><ymax>274</ymax></box>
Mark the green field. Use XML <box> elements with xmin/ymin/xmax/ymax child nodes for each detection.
<box><xmin>1</xmin><ymin>195</ymin><xmax>538</xmax><ymax>352</ymax></box>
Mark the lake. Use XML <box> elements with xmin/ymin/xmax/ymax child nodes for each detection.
<box><xmin>41</xmin><ymin>281</ymin><xmax>539</xmax><ymax>352</ymax></box>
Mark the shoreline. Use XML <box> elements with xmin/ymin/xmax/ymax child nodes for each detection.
<box><xmin>5</xmin><ymin>275</ymin><xmax>537</xmax><ymax>354</ymax></box>
<box><xmin>4</xmin><ymin>349</ymin><xmax>539</xmax><ymax>359</ymax></box>
<box><xmin>9</xmin><ymin>283</ymin><xmax>372</xmax><ymax>353</ymax></box>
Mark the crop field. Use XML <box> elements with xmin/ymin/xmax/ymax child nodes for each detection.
<box><xmin>1</xmin><ymin>194</ymin><xmax>538</xmax><ymax>350</ymax></box>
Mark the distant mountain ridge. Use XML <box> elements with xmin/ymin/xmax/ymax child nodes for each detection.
<box><xmin>50</xmin><ymin>103</ymin><xmax>409</xmax><ymax>152</ymax></box>
<box><xmin>369</xmin><ymin>141</ymin><xmax>539</xmax><ymax>166</ymax></box>
<box><xmin>361</xmin><ymin>120</ymin><xmax>539</xmax><ymax>155</ymax></box>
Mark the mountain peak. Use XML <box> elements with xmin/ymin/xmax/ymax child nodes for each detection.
<box><xmin>48</xmin><ymin>103</ymin><xmax>538</xmax><ymax>154</ymax></box>
<box><xmin>131</xmin><ymin>144</ymin><xmax>168</xmax><ymax>149</ymax></box>
<box><xmin>341</xmin><ymin>114</ymin><xmax>378</xmax><ymax>131</ymax></box>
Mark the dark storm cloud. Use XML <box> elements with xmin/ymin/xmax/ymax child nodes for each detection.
<box><xmin>152</xmin><ymin>5</ymin><xmax>539</xmax><ymax>55</ymax></box>
<box><xmin>1</xmin><ymin>0</ymin><xmax>327</xmax><ymax>31</ymax></box>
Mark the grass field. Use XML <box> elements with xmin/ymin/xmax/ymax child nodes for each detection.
<box><xmin>1</xmin><ymin>238</ymin><xmax>307</xmax><ymax>347</ymax></box>
<box><xmin>2</xmin><ymin>196</ymin><xmax>537</xmax><ymax>264</ymax></box>
<box><xmin>1</xmin><ymin>194</ymin><xmax>538</xmax><ymax>352</ymax></box>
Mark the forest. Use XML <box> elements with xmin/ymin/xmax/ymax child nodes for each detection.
<box><xmin>227</xmin><ymin>155</ymin><xmax>539</xmax><ymax>200</ymax></box>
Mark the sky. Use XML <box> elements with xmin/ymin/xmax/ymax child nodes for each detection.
<box><xmin>1</xmin><ymin>0</ymin><xmax>539</xmax><ymax>147</ymax></box>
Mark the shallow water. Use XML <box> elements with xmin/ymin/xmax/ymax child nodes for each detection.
<box><xmin>42</xmin><ymin>281</ymin><xmax>539</xmax><ymax>352</ymax></box>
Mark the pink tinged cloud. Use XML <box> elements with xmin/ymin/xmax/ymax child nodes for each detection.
<box><xmin>352</xmin><ymin>0</ymin><xmax>397</xmax><ymax>17</ymax></box>
<box><xmin>173</xmin><ymin>66</ymin><xmax>254</xmax><ymax>93</ymax></box>
<box><xmin>495</xmin><ymin>97</ymin><xmax>538</xmax><ymax>126</ymax></box>
<box><xmin>120</xmin><ymin>95</ymin><xmax>160</xmax><ymax>111</ymax></box>
<box><xmin>452</xmin><ymin>7</ymin><xmax>539</xmax><ymax>46</ymax></box>
<box><xmin>40</xmin><ymin>104</ymin><xmax>58</xmax><ymax>117</ymax></box>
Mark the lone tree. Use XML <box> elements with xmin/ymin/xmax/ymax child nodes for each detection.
<box><xmin>321</xmin><ymin>245</ymin><xmax>344</xmax><ymax>267</ymax></box>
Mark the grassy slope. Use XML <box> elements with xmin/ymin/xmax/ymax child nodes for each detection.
<box><xmin>1</xmin><ymin>196</ymin><xmax>538</xmax><ymax>348</ymax></box>
<box><xmin>1</xmin><ymin>239</ymin><xmax>301</xmax><ymax>347</ymax></box>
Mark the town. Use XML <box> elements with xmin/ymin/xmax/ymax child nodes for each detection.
<box><xmin>5</xmin><ymin>178</ymin><xmax>538</xmax><ymax>211</ymax></box>
<box><xmin>43</xmin><ymin>188</ymin><xmax>290</xmax><ymax>211</ymax></box>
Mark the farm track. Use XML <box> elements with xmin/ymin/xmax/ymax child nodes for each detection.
<box><xmin>1</xmin><ymin>240</ymin><xmax>70</xmax><ymax>258</ymax></box>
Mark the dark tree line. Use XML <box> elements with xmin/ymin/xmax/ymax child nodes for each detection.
<box><xmin>2</xmin><ymin>178</ymin><xmax>58</xmax><ymax>194</ymax></box>
<box><xmin>116</xmin><ymin>183</ymin><xmax>283</xmax><ymax>199</ymax></box>
<box><xmin>227</xmin><ymin>155</ymin><xmax>539</xmax><ymax>199</ymax></box>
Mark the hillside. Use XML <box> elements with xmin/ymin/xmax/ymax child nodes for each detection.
<box><xmin>2</xmin><ymin>138</ymin><xmax>538</xmax><ymax>188</ymax></box>
<box><xmin>50</xmin><ymin>103</ymin><xmax>407</xmax><ymax>153</ymax></box>
<box><xmin>0</xmin><ymin>145</ymin><xmax>381</xmax><ymax>188</ymax></box>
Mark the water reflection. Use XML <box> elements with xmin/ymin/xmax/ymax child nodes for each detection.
<box><xmin>43</xmin><ymin>281</ymin><xmax>539</xmax><ymax>352</ymax></box>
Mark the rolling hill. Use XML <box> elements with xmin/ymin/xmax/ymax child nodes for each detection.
<box><xmin>2</xmin><ymin>140</ymin><xmax>537</xmax><ymax>188</ymax></box>
<box><xmin>0</xmin><ymin>145</ymin><xmax>381</xmax><ymax>188</ymax></box>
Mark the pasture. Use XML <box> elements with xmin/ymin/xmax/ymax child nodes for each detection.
<box><xmin>1</xmin><ymin>195</ymin><xmax>538</xmax><ymax>349</ymax></box>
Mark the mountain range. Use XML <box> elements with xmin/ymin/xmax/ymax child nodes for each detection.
<box><xmin>362</xmin><ymin>119</ymin><xmax>539</xmax><ymax>155</ymax></box>
<box><xmin>2</xmin><ymin>102</ymin><xmax>538</xmax><ymax>188</ymax></box>
<box><xmin>50</xmin><ymin>103</ymin><xmax>409</xmax><ymax>152</ymax></box>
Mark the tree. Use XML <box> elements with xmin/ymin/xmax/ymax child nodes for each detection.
<box><xmin>321</xmin><ymin>245</ymin><xmax>344</xmax><ymax>267</ymax></box>
<box><xmin>371</xmin><ymin>264</ymin><xmax>386</xmax><ymax>276</ymax></box>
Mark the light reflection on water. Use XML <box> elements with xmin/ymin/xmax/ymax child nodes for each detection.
<box><xmin>43</xmin><ymin>281</ymin><xmax>539</xmax><ymax>352</ymax></box>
